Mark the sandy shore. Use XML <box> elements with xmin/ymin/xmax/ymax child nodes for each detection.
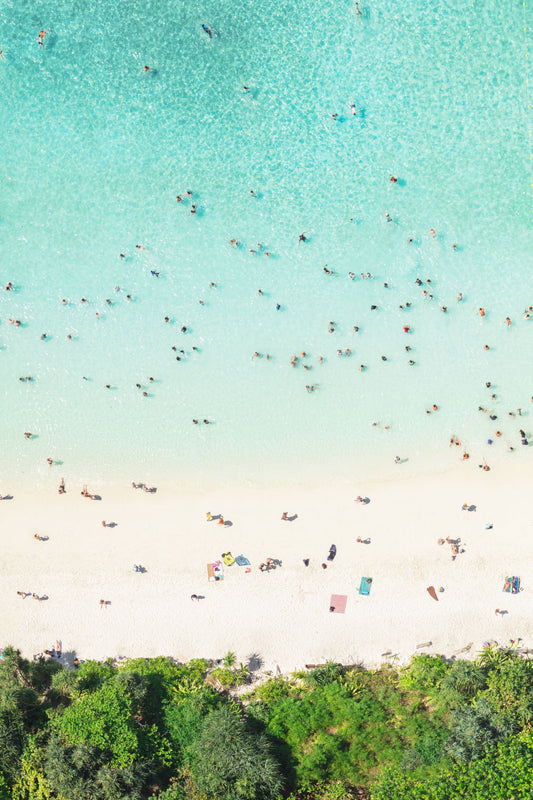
<box><xmin>0</xmin><ymin>460</ymin><xmax>532</xmax><ymax>672</ymax></box>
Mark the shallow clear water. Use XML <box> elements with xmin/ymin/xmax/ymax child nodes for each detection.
<box><xmin>0</xmin><ymin>0</ymin><xmax>531</xmax><ymax>485</ymax></box>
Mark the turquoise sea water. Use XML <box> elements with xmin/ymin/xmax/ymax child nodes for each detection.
<box><xmin>0</xmin><ymin>0</ymin><xmax>531</xmax><ymax>485</ymax></box>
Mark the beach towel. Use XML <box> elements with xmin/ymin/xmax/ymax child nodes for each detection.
<box><xmin>327</xmin><ymin>544</ymin><xmax>337</xmax><ymax>561</ymax></box>
<box><xmin>235</xmin><ymin>554</ymin><xmax>250</xmax><ymax>566</ymax></box>
<box><xmin>359</xmin><ymin>577</ymin><xmax>372</xmax><ymax>596</ymax></box>
<box><xmin>427</xmin><ymin>586</ymin><xmax>439</xmax><ymax>602</ymax></box>
<box><xmin>207</xmin><ymin>561</ymin><xmax>224</xmax><ymax>581</ymax></box>
<box><xmin>221</xmin><ymin>552</ymin><xmax>235</xmax><ymax>567</ymax></box>
<box><xmin>503</xmin><ymin>576</ymin><xmax>520</xmax><ymax>594</ymax></box>
<box><xmin>329</xmin><ymin>594</ymin><xmax>347</xmax><ymax>613</ymax></box>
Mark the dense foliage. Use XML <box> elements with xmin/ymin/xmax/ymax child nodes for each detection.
<box><xmin>0</xmin><ymin>644</ymin><xmax>532</xmax><ymax>798</ymax></box>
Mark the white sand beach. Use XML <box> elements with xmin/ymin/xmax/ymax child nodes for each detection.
<box><xmin>1</xmin><ymin>457</ymin><xmax>532</xmax><ymax>672</ymax></box>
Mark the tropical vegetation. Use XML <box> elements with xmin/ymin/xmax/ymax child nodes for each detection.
<box><xmin>0</xmin><ymin>643</ymin><xmax>532</xmax><ymax>798</ymax></box>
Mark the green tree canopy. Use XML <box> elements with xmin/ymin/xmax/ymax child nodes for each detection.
<box><xmin>190</xmin><ymin>706</ymin><xmax>284</xmax><ymax>800</ymax></box>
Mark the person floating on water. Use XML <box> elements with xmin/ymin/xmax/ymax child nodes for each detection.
<box><xmin>201</xmin><ymin>24</ymin><xmax>212</xmax><ymax>38</ymax></box>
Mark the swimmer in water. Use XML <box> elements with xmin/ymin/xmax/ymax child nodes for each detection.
<box><xmin>201</xmin><ymin>24</ymin><xmax>212</xmax><ymax>38</ymax></box>
<box><xmin>38</xmin><ymin>30</ymin><xmax>46</xmax><ymax>45</ymax></box>
<box><xmin>298</xmin><ymin>232</ymin><xmax>307</xmax><ymax>245</ymax></box>
<box><xmin>355</xmin><ymin>2</ymin><xmax>362</xmax><ymax>15</ymax></box>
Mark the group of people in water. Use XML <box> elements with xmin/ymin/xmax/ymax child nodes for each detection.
<box><xmin>4</xmin><ymin>210</ymin><xmax>530</xmax><ymax>471</ymax></box>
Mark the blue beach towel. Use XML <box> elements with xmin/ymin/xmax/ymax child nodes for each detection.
<box><xmin>359</xmin><ymin>577</ymin><xmax>372</xmax><ymax>596</ymax></box>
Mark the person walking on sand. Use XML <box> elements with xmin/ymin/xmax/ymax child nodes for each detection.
<box><xmin>58</xmin><ymin>478</ymin><xmax>65</xmax><ymax>494</ymax></box>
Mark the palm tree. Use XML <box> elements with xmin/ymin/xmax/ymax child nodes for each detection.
<box><xmin>222</xmin><ymin>651</ymin><xmax>237</xmax><ymax>670</ymax></box>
